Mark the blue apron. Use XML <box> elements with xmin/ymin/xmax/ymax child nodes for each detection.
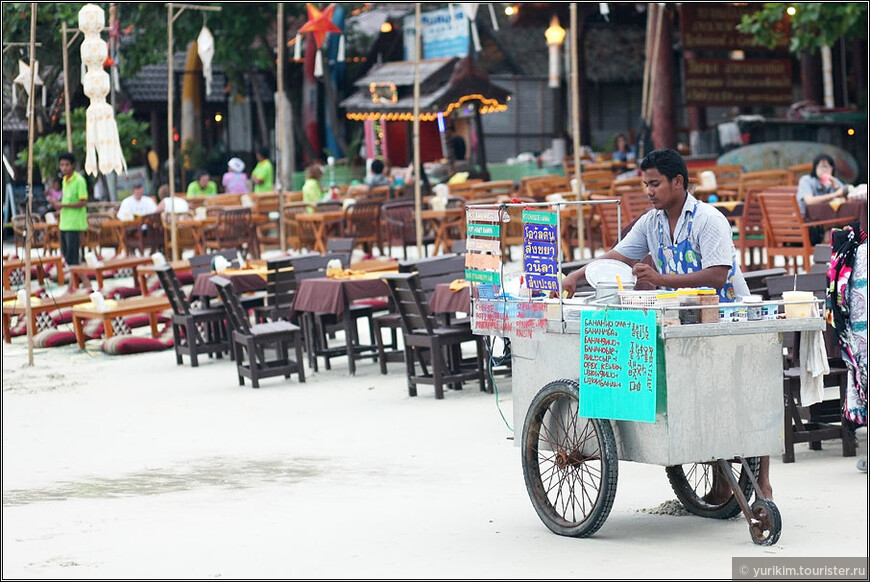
<box><xmin>655</xmin><ymin>201</ymin><xmax>738</xmax><ymax>302</ymax></box>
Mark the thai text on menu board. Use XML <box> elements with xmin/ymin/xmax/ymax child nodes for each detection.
<box><xmin>578</xmin><ymin>308</ymin><xmax>657</xmax><ymax>423</ymax></box>
<box><xmin>523</xmin><ymin>213</ymin><xmax>558</xmax><ymax>293</ymax></box>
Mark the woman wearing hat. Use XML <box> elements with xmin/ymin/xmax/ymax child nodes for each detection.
<box><xmin>222</xmin><ymin>157</ymin><xmax>248</xmax><ymax>194</ymax></box>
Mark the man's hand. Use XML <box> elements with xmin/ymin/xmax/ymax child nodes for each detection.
<box><xmin>632</xmin><ymin>262</ymin><xmax>661</xmax><ymax>287</ymax></box>
<box><xmin>557</xmin><ymin>270</ymin><xmax>582</xmax><ymax>298</ymax></box>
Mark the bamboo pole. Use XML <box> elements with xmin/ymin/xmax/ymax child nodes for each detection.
<box><xmin>277</xmin><ymin>2</ymin><xmax>286</xmax><ymax>252</ymax></box>
<box><xmin>61</xmin><ymin>22</ymin><xmax>82</xmax><ymax>153</ymax></box>
<box><xmin>24</xmin><ymin>3</ymin><xmax>37</xmax><ymax>365</ymax></box>
<box><xmin>413</xmin><ymin>3</ymin><xmax>423</xmax><ymax>256</ymax></box>
<box><xmin>166</xmin><ymin>3</ymin><xmax>221</xmax><ymax>261</ymax></box>
<box><xmin>570</xmin><ymin>3</ymin><xmax>584</xmax><ymax>261</ymax></box>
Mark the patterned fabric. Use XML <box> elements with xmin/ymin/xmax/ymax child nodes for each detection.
<box><xmin>102</xmin><ymin>325</ymin><xmax>174</xmax><ymax>355</ymax></box>
<box><xmin>827</xmin><ymin>226</ymin><xmax>868</xmax><ymax>427</ymax></box>
<box><xmin>33</xmin><ymin>328</ymin><xmax>77</xmax><ymax>348</ymax></box>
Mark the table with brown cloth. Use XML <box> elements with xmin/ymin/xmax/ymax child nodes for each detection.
<box><xmin>293</xmin><ymin>275</ymin><xmax>390</xmax><ymax>375</ymax></box>
<box><xmin>191</xmin><ymin>268</ymin><xmax>268</xmax><ymax>299</ymax></box>
<box><xmin>428</xmin><ymin>282</ymin><xmax>471</xmax><ymax>315</ymax></box>
<box><xmin>806</xmin><ymin>198</ymin><xmax>867</xmax><ymax>234</ymax></box>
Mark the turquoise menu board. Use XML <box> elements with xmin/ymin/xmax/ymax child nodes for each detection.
<box><xmin>578</xmin><ymin>309</ymin><xmax>657</xmax><ymax>423</ymax></box>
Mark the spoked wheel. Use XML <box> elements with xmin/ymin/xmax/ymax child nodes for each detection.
<box><xmin>521</xmin><ymin>379</ymin><xmax>618</xmax><ymax>537</ymax></box>
<box><xmin>665</xmin><ymin>457</ymin><xmax>760</xmax><ymax>519</ymax></box>
<box><xmin>749</xmin><ymin>499</ymin><xmax>782</xmax><ymax>545</ymax></box>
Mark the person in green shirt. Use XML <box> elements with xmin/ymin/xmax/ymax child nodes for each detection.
<box><xmin>301</xmin><ymin>164</ymin><xmax>323</xmax><ymax>212</ymax></box>
<box><xmin>186</xmin><ymin>170</ymin><xmax>218</xmax><ymax>196</ymax></box>
<box><xmin>53</xmin><ymin>152</ymin><xmax>89</xmax><ymax>267</ymax></box>
<box><xmin>251</xmin><ymin>147</ymin><xmax>274</xmax><ymax>193</ymax></box>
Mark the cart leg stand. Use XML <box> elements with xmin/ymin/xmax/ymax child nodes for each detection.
<box><xmin>717</xmin><ymin>457</ymin><xmax>782</xmax><ymax>546</ymax></box>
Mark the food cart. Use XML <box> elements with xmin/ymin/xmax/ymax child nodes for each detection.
<box><xmin>465</xmin><ymin>200</ymin><xmax>826</xmax><ymax>545</ymax></box>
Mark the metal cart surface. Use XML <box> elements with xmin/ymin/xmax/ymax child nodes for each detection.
<box><xmin>505</xmin><ymin>301</ymin><xmax>826</xmax><ymax>545</ymax></box>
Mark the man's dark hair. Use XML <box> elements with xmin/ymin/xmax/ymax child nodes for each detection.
<box><xmin>371</xmin><ymin>159</ymin><xmax>384</xmax><ymax>175</ymax></box>
<box><xmin>195</xmin><ymin>169</ymin><xmax>210</xmax><ymax>180</ymax></box>
<box><xmin>58</xmin><ymin>152</ymin><xmax>75</xmax><ymax>164</ymax></box>
<box><xmin>811</xmin><ymin>153</ymin><xmax>836</xmax><ymax>176</ymax></box>
<box><xmin>639</xmin><ymin>148</ymin><xmax>688</xmax><ymax>189</ymax></box>
<box><xmin>258</xmin><ymin>146</ymin><xmax>270</xmax><ymax>159</ymax></box>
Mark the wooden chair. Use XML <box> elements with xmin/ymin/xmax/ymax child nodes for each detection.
<box><xmin>155</xmin><ymin>264</ymin><xmax>229</xmax><ymax>367</ymax></box>
<box><xmin>447</xmin><ymin>179</ymin><xmax>483</xmax><ymax>200</ymax></box>
<box><xmin>162</xmin><ymin>211</ymin><xmax>203</xmax><ymax>256</ymax></box>
<box><xmin>580</xmin><ymin>170</ymin><xmax>614</xmax><ymax>197</ymax></box>
<box><xmin>758</xmin><ymin>191</ymin><xmax>856</xmax><ymax>273</ymax></box>
<box><xmin>326</xmin><ymin>237</ymin><xmax>355</xmax><ymax>267</ymax></box>
<box><xmin>621</xmin><ymin>189</ymin><xmax>652</xmax><ymax>221</ymax></box>
<box><xmin>211</xmin><ymin>275</ymin><xmax>305</xmax><ymax>388</ymax></box>
<box><xmin>590</xmin><ymin>194</ymin><xmax>628</xmax><ymax>251</ymax></box>
<box><xmin>290</xmin><ymin>253</ymin><xmax>380</xmax><ymax>372</ymax></box>
<box><xmin>765</xmin><ymin>273</ymin><xmax>856</xmax><ymax>463</ymax></box>
<box><xmin>203</xmin><ymin>207</ymin><xmax>255</xmax><ymax>258</ymax></box>
<box><xmin>342</xmin><ymin>200</ymin><xmax>383</xmax><ymax>256</ymax></box>
<box><xmin>252</xmin><ymin>256</ymin><xmax>298</xmax><ymax>324</ymax></box>
<box><xmin>381</xmin><ymin>272</ymin><xmax>487</xmax><ymax>399</ymax></box>
<box><xmin>709</xmin><ymin>164</ymin><xmax>743</xmax><ymax>200</ymax></box>
<box><xmin>787</xmin><ymin>162</ymin><xmax>814</xmax><ymax>186</ymax></box>
<box><xmin>124</xmin><ymin>213</ymin><xmax>165</xmax><ymax>257</ymax></box>
<box><xmin>468</xmin><ymin>180</ymin><xmax>514</xmax><ymax>201</ymax></box>
<box><xmin>282</xmin><ymin>201</ymin><xmax>316</xmax><ymax>252</ymax></box>
<box><xmin>608</xmin><ymin>176</ymin><xmax>644</xmax><ymax>198</ymax></box>
<box><xmin>381</xmin><ymin>200</ymin><xmax>434</xmax><ymax>260</ymax></box>
<box><xmin>737</xmin><ymin>169</ymin><xmax>790</xmax><ymax>202</ymax></box>
<box><xmin>85</xmin><ymin>212</ymin><xmax>122</xmax><ymax>258</ymax></box>
<box><xmin>373</xmin><ymin>253</ymin><xmax>463</xmax><ymax>375</ymax></box>
<box><xmin>521</xmin><ymin>174</ymin><xmax>570</xmax><ymax>201</ymax></box>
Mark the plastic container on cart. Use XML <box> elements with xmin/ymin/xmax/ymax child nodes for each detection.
<box><xmin>656</xmin><ymin>291</ymin><xmax>680</xmax><ymax>325</ymax></box>
<box><xmin>677</xmin><ymin>288</ymin><xmax>701</xmax><ymax>324</ymax></box>
<box><xmin>782</xmin><ymin>291</ymin><xmax>816</xmax><ymax>318</ymax></box>
<box><xmin>697</xmin><ymin>287</ymin><xmax>719</xmax><ymax>323</ymax></box>
<box><xmin>744</xmin><ymin>295</ymin><xmax>764</xmax><ymax>321</ymax></box>
<box><xmin>618</xmin><ymin>290</ymin><xmax>658</xmax><ymax>308</ymax></box>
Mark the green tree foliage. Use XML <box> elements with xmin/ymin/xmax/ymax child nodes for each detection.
<box><xmin>737</xmin><ymin>3</ymin><xmax>868</xmax><ymax>53</ymax></box>
<box><xmin>16</xmin><ymin>107</ymin><xmax>152</xmax><ymax>183</ymax></box>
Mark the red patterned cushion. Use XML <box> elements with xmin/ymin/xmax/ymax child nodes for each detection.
<box><xmin>101</xmin><ymin>326</ymin><xmax>174</xmax><ymax>355</ymax></box>
<box><xmin>33</xmin><ymin>328</ymin><xmax>77</xmax><ymax>348</ymax></box>
<box><xmin>352</xmin><ymin>298</ymin><xmax>390</xmax><ymax>311</ymax></box>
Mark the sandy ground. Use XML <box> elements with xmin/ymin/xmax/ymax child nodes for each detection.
<box><xmin>2</xmin><ymin>330</ymin><xmax>867</xmax><ymax>579</ymax></box>
<box><xmin>2</xmin><ymin>243</ymin><xmax>867</xmax><ymax>579</ymax></box>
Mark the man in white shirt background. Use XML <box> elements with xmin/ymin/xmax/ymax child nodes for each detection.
<box><xmin>118</xmin><ymin>185</ymin><xmax>158</xmax><ymax>218</ymax></box>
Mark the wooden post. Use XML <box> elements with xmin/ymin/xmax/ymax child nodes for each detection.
<box><xmin>277</xmin><ymin>2</ymin><xmax>286</xmax><ymax>252</ymax></box>
<box><xmin>24</xmin><ymin>3</ymin><xmax>37</xmax><ymax>365</ymax></box>
<box><xmin>570</xmin><ymin>3</ymin><xmax>584</xmax><ymax>261</ymax></box>
<box><xmin>168</xmin><ymin>3</ymin><xmax>177</xmax><ymax>260</ymax></box>
<box><xmin>413</xmin><ymin>3</ymin><xmax>423</xmax><ymax>256</ymax></box>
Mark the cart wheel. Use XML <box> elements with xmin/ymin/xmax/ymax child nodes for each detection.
<box><xmin>521</xmin><ymin>379</ymin><xmax>618</xmax><ymax>538</ymax></box>
<box><xmin>665</xmin><ymin>457</ymin><xmax>760</xmax><ymax>519</ymax></box>
<box><xmin>749</xmin><ymin>498</ymin><xmax>782</xmax><ymax>546</ymax></box>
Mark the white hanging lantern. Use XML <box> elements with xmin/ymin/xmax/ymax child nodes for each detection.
<box><xmin>197</xmin><ymin>26</ymin><xmax>215</xmax><ymax>96</ymax></box>
<box><xmin>13</xmin><ymin>60</ymin><xmax>44</xmax><ymax>116</ymax></box>
<box><xmin>78</xmin><ymin>3</ymin><xmax>127</xmax><ymax>176</ymax></box>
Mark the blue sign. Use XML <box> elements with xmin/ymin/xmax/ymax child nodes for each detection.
<box><xmin>526</xmin><ymin>274</ymin><xmax>559</xmax><ymax>292</ymax></box>
<box><xmin>523</xmin><ymin>223</ymin><xmax>557</xmax><ymax>243</ymax></box>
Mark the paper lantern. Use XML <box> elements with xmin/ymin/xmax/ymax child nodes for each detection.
<box><xmin>78</xmin><ymin>3</ymin><xmax>126</xmax><ymax>176</ymax></box>
<box><xmin>197</xmin><ymin>26</ymin><xmax>215</xmax><ymax>96</ymax></box>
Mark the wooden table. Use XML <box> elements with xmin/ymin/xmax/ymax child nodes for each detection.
<box><xmin>2</xmin><ymin>255</ymin><xmax>66</xmax><ymax>290</ymax></box>
<box><xmin>136</xmin><ymin>260</ymin><xmax>191</xmax><ymax>295</ymax></box>
<box><xmin>295</xmin><ymin>210</ymin><xmax>345</xmax><ymax>254</ymax></box>
<box><xmin>420</xmin><ymin>208</ymin><xmax>465</xmax><ymax>255</ymax></box>
<box><xmin>71</xmin><ymin>295</ymin><xmax>171</xmax><ymax>349</ymax></box>
<box><xmin>428</xmin><ymin>282</ymin><xmax>471</xmax><ymax>315</ymax></box>
<box><xmin>2</xmin><ymin>291</ymin><xmax>92</xmax><ymax>343</ymax></box>
<box><xmin>349</xmin><ymin>258</ymin><xmax>400</xmax><ymax>273</ymax></box>
<box><xmin>191</xmin><ymin>268</ymin><xmax>269</xmax><ymax>299</ymax></box>
<box><xmin>68</xmin><ymin>256</ymin><xmax>153</xmax><ymax>291</ymax></box>
<box><xmin>806</xmin><ymin>198</ymin><xmax>867</xmax><ymax>234</ymax></box>
<box><xmin>293</xmin><ymin>274</ymin><xmax>391</xmax><ymax>375</ymax></box>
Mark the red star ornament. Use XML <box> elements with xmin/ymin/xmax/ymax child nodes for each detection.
<box><xmin>299</xmin><ymin>3</ymin><xmax>341</xmax><ymax>50</ymax></box>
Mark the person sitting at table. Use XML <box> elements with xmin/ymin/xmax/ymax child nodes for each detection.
<box><xmin>366</xmin><ymin>159</ymin><xmax>392</xmax><ymax>189</ymax></box>
<box><xmin>155</xmin><ymin>185</ymin><xmax>190</xmax><ymax>214</ymax></box>
<box><xmin>796</xmin><ymin>154</ymin><xmax>848</xmax><ymax>215</ymax></box>
<box><xmin>302</xmin><ymin>163</ymin><xmax>324</xmax><ymax>209</ymax></box>
<box><xmin>118</xmin><ymin>185</ymin><xmax>157</xmax><ymax>218</ymax></box>
<box><xmin>186</xmin><ymin>170</ymin><xmax>217</xmax><ymax>197</ymax></box>
<box><xmin>221</xmin><ymin>157</ymin><xmax>248</xmax><ymax>194</ymax></box>
<box><xmin>797</xmin><ymin>154</ymin><xmax>848</xmax><ymax>245</ymax></box>
<box><xmin>561</xmin><ymin>148</ymin><xmax>769</xmax><ymax>501</ymax></box>
<box><xmin>612</xmin><ymin>133</ymin><xmax>637</xmax><ymax>163</ymax></box>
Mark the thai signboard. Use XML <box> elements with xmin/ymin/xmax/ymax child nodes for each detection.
<box><xmin>684</xmin><ymin>58</ymin><xmax>793</xmax><ymax>107</ymax></box>
<box><xmin>680</xmin><ymin>4</ymin><xmax>789</xmax><ymax>51</ymax></box>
